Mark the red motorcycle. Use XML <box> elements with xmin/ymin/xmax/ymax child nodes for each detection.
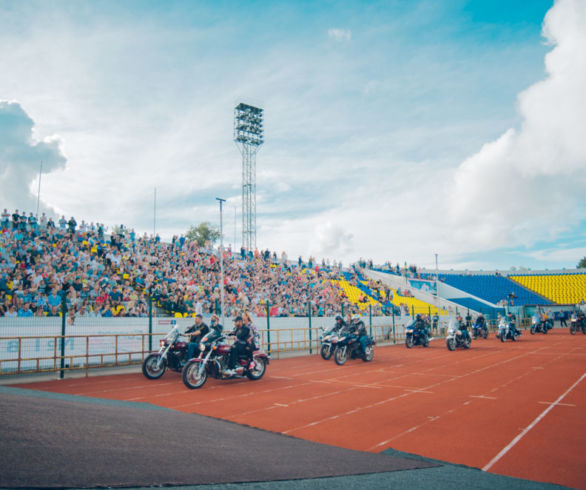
<box><xmin>182</xmin><ymin>334</ymin><xmax>269</xmax><ymax>389</ymax></box>
<box><xmin>142</xmin><ymin>326</ymin><xmax>188</xmax><ymax>379</ymax></box>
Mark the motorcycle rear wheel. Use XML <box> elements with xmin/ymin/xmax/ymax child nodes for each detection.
<box><xmin>142</xmin><ymin>354</ymin><xmax>167</xmax><ymax>380</ymax></box>
<box><xmin>464</xmin><ymin>337</ymin><xmax>471</xmax><ymax>349</ymax></box>
<box><xmin>362</xmin><ymin>345</ymin><xmax>374</xmax><ymax>362</ymax></box>
<box><xmin>334</xmin><ymin>347</ymin><xmax>347</xmax><ymax>365</ymax></box>
<box><xmin>182</xmin><ymin>360</ymin><xmax>207</xmax><ymax>389</ymax></box>
<box><xmin>320</xmin><ymin>344</ymin><xmax>333</xmax><ymax>360</ymax></box>
<box><xmin>423</xmin><ymin>336</ymin><xmax>430</xmax><ymax>347</ymax></box>
<box><xmin>247</xmin><ymin>357</ymin><xmax>266</xmax><ymax>380</ymax></box>
<box><xmin>483</xmin><ymin>329</ymin><xmax>488</xmax><ymax>339</ymax></box>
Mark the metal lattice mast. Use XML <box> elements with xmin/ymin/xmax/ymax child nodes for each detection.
<box><xmin>234</xmin><ymin>103</ymin><xmax>263</xmax><ymax>251</ymax></box>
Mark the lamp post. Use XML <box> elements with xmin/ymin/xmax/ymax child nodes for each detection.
<box><xmin>217</xmin><ymin>197</ymin><xmax>226</xmax><ymax>326</ymax></box>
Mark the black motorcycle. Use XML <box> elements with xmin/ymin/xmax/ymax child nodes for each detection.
<box><xmin>142</xmin><ymin>326</ymin><xmax>189</xmax><ymax>379</ymax></box>
<box><xmin>530</xmin><ymin>319</ymin><xmax>552</xmax><ymax>335</ymax></box>
<box><xmin>405</xmin><ymin>325</ymin><xmax>429</xmax><ymax>348</ymax></box>
<box><xmin>497</xmin><ymin>319</ymin><xmax>521</xmax><ymax>342</ymax></box>
<box><xmin>472</xmin><ymin>321</ymin><xmax>489</xmax><ymax>339</ymax></box>
<box><xmin>570</xmin><ymin>314</ymin><xmax>586</xmax><ymax>335</ymax></box>
<box><xmin>334</xmin><ymin>334</ymin><xmax>375</xmax><ymax>365</ymax></box>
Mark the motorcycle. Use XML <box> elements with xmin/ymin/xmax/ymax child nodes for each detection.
<box><xmin>334</xmin><ymin>334</ymin><xmax>375</xmax><ymax>365</ymax></box>
<box><xmin>446</xmin><ymin>322</ymin><xmax>471</xmax><ymax>351</ymax></box>
<box><xmin>319</xmin><ymin>326</ymin><xmax>340</xmax><ymax>360</ymax></box>
<box><xmin>472</xmin><ymin>321</ymin><xmax>489</xmax><ymax>339</ymax></box>
<box><xmin>142</xmin><ymin>326</ymin><xmax>189</xmax><ymax>379</ymax></box>
<box><xmin>530</xmin><ymin>319</ymin><xmax>551</xmax><ymax>335</ymax></box>
<box><xmin>182</xmin><ymin>334</ymin><xmax>269</xmax><ymax>389</ymax></box>
<box><xmin>405</xmin><ymin>325</ymin><xmax>429</xmax><ymax>348</ymax></box>
<box><xmin>570</xmin><ymin>314</ymin><xmax>586</xmax><ymax>335</ymax></box>
<box><xmin>497</xmin><ymin>318</ymin><xmax>520</xmax><ymax>342</ymax></box>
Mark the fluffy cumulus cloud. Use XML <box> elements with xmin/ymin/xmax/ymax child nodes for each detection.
<box><xmin>327</xmin><ymin>28</ymin><xmax>352</xmax><ymax>41</ymax></box>
<box><xmin>448</xmin><ymin>0</ymin><xmax>586</xmax><ymax>249</ymax></box>
<box><xmin>0</xmin><ymin>101</ymin><xmax>67</xmax><ymax>213</ymax></box>
<box><xmin>310</xmin><ymin>221</ymin><xmax>354</xmax><ymax>258</ymax></box>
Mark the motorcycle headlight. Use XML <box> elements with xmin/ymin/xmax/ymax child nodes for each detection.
<box><xmin>406</xmin><ymin>329</ymin><xmax>413</xmax><ymax>333</ymax></box>
<box><xmin>199</xmin><ymin>343</ymin><xmax>205</xmax><ymax>351</ymax></box>
<box><xmin>339</xmin><ymin>336</ymin><xmax>345</xmax><ymax>341</ymax></box>
<box><xmin>159</xmin><ymin>340</ymin><xmax>166</xmax><ymax>347</ymax></box>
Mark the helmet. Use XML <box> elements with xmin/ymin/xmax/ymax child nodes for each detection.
<box><xmin>335</xmin><ymin>315</ymin><xmax>342</xmax><ymax>321</ymax></box>
<box><xmin>351</xmin><ymin>314</ymin><xmax>360</xmax><ymax>322</ymax></box>
<box><xmin>416</xmin><ymin>314</ymin><xmax>421</xmax><ymax>320</ymax></box>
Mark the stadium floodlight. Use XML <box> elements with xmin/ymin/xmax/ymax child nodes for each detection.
<box><xmin>234</xmin><ymin>103</ymin><xmax>264</xmax><ymax>251</ymax></box>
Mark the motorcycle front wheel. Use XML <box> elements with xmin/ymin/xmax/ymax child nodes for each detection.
<box><xmin>530</xmin><ymin>326</ymin><xmax>536</xmax><ymax>335</ymax></box>
<box><xmin>320</xmin><ymin>344</ymin><xmax>333</xmax><ymax>360</ymax></box>
<box><xmin>247</xmin><ymin>357</ymin><xmax>267</xmax><ymax>380</ymax></box>
<box><xmin>446</xmin><ymin>338</ymin><xmax>456</xmax><ymax>351</ymax></box>
<box><xmin>500</xmin><ymin>332</ymin><xmax>505</xmax><ymax>343</ymax></box>
<box><xmin>569</xmin><ymin>325</ymin><xmax>576</xmax><ymax>335</ymax></box>
<box><xmin>182</xmin><ymin>360</ymin><xmax>208</xmax><ymax>389</ymax></box>
<box><xmin>405</xmin><ymin>336</ymin><xmax>414</xmax><ymax>349</ymax></box>
<box><xmin>142</xmin><ymin>353</ymin><xmax>167</xmax><ymax>380</ymax></box>
<box><xmin>334</xmin><ymin>347</ymin><xmax>348</xmax><ymax>365</ymax></box>
<box><xmin>464</xmin><ymin>337</ymin><xmax>471</xmax><ymax>349</ymax></box>
<box><xmin>483</xmin><ymin>329</ymin><xmax>488</xmax><ymax>339</ymax></box>
<box><xmin>423</xmin><ymin>336</ymin><xmax>430</xmax><ymax>347</ymax></box>
<box><xmin>362</xmin><ymin>345</ymin><xmax>374</xmax><ymax>362</ymax></box>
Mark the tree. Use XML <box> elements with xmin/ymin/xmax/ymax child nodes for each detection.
<box><xmin>578</xmin><ymin>257</ymin><xmax>586</xmax><ymax>269</ymax></box>
<box><xmin>185</xmin><ymin>222</ymin><xmax>220</xmax><ymax>247</ymax></box>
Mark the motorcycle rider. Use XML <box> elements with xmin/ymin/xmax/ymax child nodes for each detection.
<box><xmin>457</xmin><ymin>315</ymin><xmax>470</xmax><ymax>341</ymax></box>
<box><xmin>413</xmin><ymin>314</ymin><xmax>428</xmax><ymax>341</ymax></box>
<box><xmin>225</xmin><ymin>316</ymin><xmax>250</xmax><ymax>376</ymax></box>
<box><xmin>473</xmin><ymin>314</ymin><xmax>486</xmax><ymax>338</ymax></box>
<box><xmin>333</xmin><ymin>315</ymin><xmax>346</xmax><ymax>334</ymax></box>
<box><xmin>185</xmin><ymin>314</ymin><xmax>209</xmax><ymax>360</ymax></box>
<box><xmin>507</xmin><ymin>312</ymin><xmax>520</xmax><ymax>337</ymax></box>
<box><xmin>350</xmin><ymin>314</ymin><xmax>369</xmax><ymax>355</ymax></box>
<box><xmin>204</xmin><ymin>314</ymin><xmax>224</xmax><ymax>344</ymax></box>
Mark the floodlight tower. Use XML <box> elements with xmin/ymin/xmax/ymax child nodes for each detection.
<box><xmin>234</xmin><ymin>103</ymin><xmax>264</xmax><ymax>251</ymax></box>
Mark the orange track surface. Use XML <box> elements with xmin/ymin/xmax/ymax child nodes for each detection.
<box><xmin>17</xmin><ymin>330</ymin><xmax>585</xmax><ymax>489</ymax></box>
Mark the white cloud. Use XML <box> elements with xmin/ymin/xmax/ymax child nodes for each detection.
<box><xmin>0</xmin><ymin>100</ymin><xmax>67</xmax><ymax>214</ymax></box>
<box><xmin>328</xmin><ymin>28</ymin><xmax>352</xmax><ymax>41</ymax></box>
<box><xmin>311</xmin><ymin>221</ymin><xmax>354</xmax><ymax>258</ymax></box>
<box><xmin>448</xmin><ymin>0</ymin><xmax>586</xmax><ymax>249</ymax></box>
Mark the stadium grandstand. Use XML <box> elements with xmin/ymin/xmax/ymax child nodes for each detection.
<box><xmin>1</xmin><ymin>209</ymin><xmax>584</xmax><ymax>321</ymax></box>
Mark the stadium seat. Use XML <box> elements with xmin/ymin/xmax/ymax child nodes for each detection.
<box><xmin>509</xmin><ymin>273</ymin><xmax>586</xmax><ymax>305</ymax></box>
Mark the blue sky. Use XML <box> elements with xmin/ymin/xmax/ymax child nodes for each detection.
<box><xmin>1</xmin><ymin>0</ymin><xmax>584</xmax><ymax>271</ymax></box>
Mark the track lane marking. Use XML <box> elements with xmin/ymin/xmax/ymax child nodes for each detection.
<box><xmin>482</xmin><ymin>372</ymin><xmax>585</xmax><ymax>472</ymax></box>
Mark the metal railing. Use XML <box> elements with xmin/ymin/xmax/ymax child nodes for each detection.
<box><xmin>0</xmin><ymin>316</ymin><xmax>534</xmax><ymax>377</ymax></box>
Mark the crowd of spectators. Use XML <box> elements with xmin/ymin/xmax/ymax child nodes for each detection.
<box><xmin>0</xmin><ymin>208</ymin><xmax>364</xmax><ymax>321</ymax></box>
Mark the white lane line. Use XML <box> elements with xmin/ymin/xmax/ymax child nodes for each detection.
<box><xmin>537</xmin><ymin>401</ymin><xmax>576</xmax><ymax>407</ymax></box>
<box><xmin>470</xmin><ymin>395</ymin><xmax>497</xmax><ymax>400</ymax></box>
<box><xmin>483</xmin><ymin>373</ymin><xmax>585</xmax><ymax>472</ymax></box>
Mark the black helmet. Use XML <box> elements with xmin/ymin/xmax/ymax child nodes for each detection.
<box><xmin>335</xmin><ymin>315</ymin><xmax>342</xmax><ymax>321</ymax></box>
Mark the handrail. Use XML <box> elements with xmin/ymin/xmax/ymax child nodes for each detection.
<box><xmin>1</xmin><ymin>319</ymin><xmax>521</xmax><ymax>377</ymax></box>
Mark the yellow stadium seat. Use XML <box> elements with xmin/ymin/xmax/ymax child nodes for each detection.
<box><xmin>509</xmin><ymin>274</ymin><xmax>586</xmax><ymax>304</ymax></box>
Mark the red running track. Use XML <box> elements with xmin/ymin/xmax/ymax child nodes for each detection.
<box><xmin>17</xmin><ymin>330</ymin><xmax>585</xmax><ymax>489</ymax></box>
